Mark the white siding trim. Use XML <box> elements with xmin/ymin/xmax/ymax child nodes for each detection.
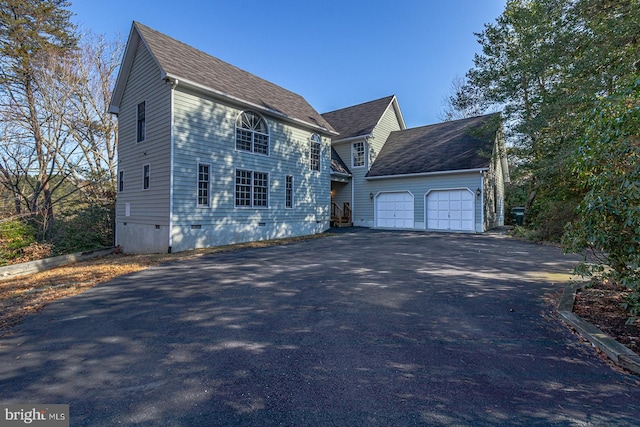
<box><xmin>366</xmin><ymin>167</ymin><xmax>489</xmax><ymax>180</ymax></box>
<box><xmin>169</xmin><ymin>83</ymin><xmax>175</xmax><ymax>251</ymax></box>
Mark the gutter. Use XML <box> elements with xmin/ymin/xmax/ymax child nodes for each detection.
<box><xmin>162</xmin><ymin>74</ymin><xmax>338</xmax><ymax>137</ymax></box>
<box><xmin>366</xmin><ymin>167</ymin><xmax>489</xmax><ymax>181</ymax></box>
<box><xmin>331</xmin><ymin>134</ymin><xmax>372</xmax><ymax>145</ymax></box>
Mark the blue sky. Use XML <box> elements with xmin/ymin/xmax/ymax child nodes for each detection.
<box><xmin>69</xmin><ymin>0</ymin><xmax>506</xmax><ymax>128</ymax></box>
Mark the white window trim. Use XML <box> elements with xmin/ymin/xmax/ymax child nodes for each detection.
<box><xmin>142</xmin><ymin>163</ymin><xmax>150</xmax><ymax>190</ymax></box>
<box><xmin>136</xmin><ymin>100</ymin><xmax>146</xmax><ymax>143</ymax></box>
<box><xmin>234</xmin><ymin>168</ymin><xmax>270</xmax><ymax>209</ymax></box>
<box><xmin>310</xmin><ymin>134</ymin><xmax>321</xmax><ymax>172</ymax></box>
<box><xmin>235</xmin><ymin>111</ymin><xmax>270</xmax><ymax>156</ymax></box>
<box><xmin>352</xmin><ymin>141</ymin><xmax>365</xmax><ymax>168</ymax></box>
<box><xmin>285</xmin><ymin>175</ymin><xmax>294</xmax><ymax>209</ymax></box>
<box><xmin>197</xmin><ymin>162</ymin><xmax>211</xmax><ymax>208</ymax></box>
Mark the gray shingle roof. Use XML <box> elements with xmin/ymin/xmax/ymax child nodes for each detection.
<box><xmin>321</xmin><ymin>95</ymin><xmax>396</xmax><ymax>140</ymax></box>
<box><xmin>121</xmin><ymin>22</ymin><xmax>335</xmax><ymax>134</ymax></box>
<box><xmin>366</xmin><ymin>113</ymin><xmax>501</xmax><ymax>178</ymax></box>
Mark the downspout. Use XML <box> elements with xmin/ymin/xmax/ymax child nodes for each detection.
<box><xmin>167</xmin><ymin>77</ymin><xmax>178</xmax><ymax>253</ymax></box>
<box><xmin>479</xmin><ymin>170</ymin><xmax>485</xmax><ymax>233</ymax></box>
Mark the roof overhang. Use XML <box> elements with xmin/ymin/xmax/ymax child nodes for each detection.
<box><xmin>164</xmin><ymin>74</ymin><xmax>337</xmax><ymax>137</ymax></box>
<box><xmin>366</xmin><ymin>167</ymin><xmax>489</xmax><ymax>181</ymax></box>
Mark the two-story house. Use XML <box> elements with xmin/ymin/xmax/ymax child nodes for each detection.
<box><xmin>109</xmin><ymin>22</ymin><xmax>337</xmax><ymax>253</ymax></box>
<box><xmin>110</xmin><ymin>22</ymin><xmax>509</xmax><ymax>253</ymax></box>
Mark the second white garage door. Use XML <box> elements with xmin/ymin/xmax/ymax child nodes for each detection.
<box><xmin>375</xmin><ymin>192</ymin><xmax>414</xmax><ymax>229</ymax></box>
<box><xmin>426</xmin><ymin>189</ymin><xmax>475</xmax><ymax>231</ymax></box>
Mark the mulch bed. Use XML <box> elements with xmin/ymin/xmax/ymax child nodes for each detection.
<box><xmin>573</xmin><ymin>280</ymin><xmax>640</xmax><ymax>355</ymax></box>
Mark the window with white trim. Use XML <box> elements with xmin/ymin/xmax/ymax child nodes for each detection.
<box><xmin>118</xmin><ymin>170</ymin><xmax>124</xmax><ymax>192</ymax></box>
<box><xmin>235</xmin><ymin>169</ymin><xmax>269</xmax><ymax>208</ymax></box>
<box><xmin>352</xmin><ymin>141</ymin><xmax>365</xmax><ymax>167</ymax></box>
<box><xmin>197</xmin><ymin>163</ymin><xmax>210</xmax><ymax>207</ymax></box>
<box><xmin>310</xmin><ymin>134</ymin><xmax>321</xmax><ymax>171</ymax></box>
<box><xmin>137</xmin><ymin>101</ymin><xmax>146</xmax><ymax>143</ymax></box>
<box><xmin>143</xmin><ymin>164</ymin><xmax>150</xmax><ymax>189</ymax></box>
<box><xmin>285</xmin><ymin>175</ymin><xmax>293</xmax><ymax>208</ymax></box>
<box><xmin>236</xmin><ymin>111</ymin><xmax>269</xmax><ymax>155</ymax></box>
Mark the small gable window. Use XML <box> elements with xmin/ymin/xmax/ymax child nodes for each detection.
<box><xmin>352</xmin><ymin>141</ymin><xmax>365</xmax><ymax>168</ymax></box>
<box><xmin>236</xmin><ymin>111</ymin><xmax>269</xmax><ymax>155</ymax></box>
<box><xmin>310</xmin><ymin>134</ymin><xmax>321</xmax><ymax>171</ymax></box>
<box><xmin>137</xmin><ymin>101</ymin><xmax>146</xmax><ymax>142</ymax></box>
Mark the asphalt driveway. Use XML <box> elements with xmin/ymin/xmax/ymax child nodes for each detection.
<box><xmin>1</xmin><ymin>229</ymin><xmax>639</xmax><ymax>426</ymax></box>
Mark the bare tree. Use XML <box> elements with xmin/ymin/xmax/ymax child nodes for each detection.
<box><xmin>439</xmin><ymin>75</ymin><xmax>487</xmax><ymax>121</ymax></box>
<box><xmin>64</xmin><ymin>33</ymin><xmax>122</xmax><ymax>204</ymax></box>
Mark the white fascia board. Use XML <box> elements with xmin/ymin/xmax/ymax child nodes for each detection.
<box><xmin>331</xmin><ymin>134</ymin><xmax>371</xmax><ymax>145</ymax></box>
<box><xmin>365</xmin><ymin>168</ymin><xmax>490</xmax><ymax>180</ymax></box>
<box><xmin>164</xmin><ymin>74</ymin><xmax>338</xmax><ymax>137</ymax></box>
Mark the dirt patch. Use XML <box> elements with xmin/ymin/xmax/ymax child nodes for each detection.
<box><xmin>573</xmin><ymin>280</ymin><xmax>640</xmax><ymax>354</ymax></box>
<box><xmin>0</xmin><ymin>235</ymin><xmax>325</xmax><ymax>337</ymax></box>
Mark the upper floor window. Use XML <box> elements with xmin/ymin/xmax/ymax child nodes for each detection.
<box><xmin>197</xmin><ymin>163</ymin><xmax>210</xmax><ymax>207</ymax></box>
<box><xmin>137</xmin><ymin>101</ymin><xmax>146</xmax><ymax>142</ymax></box>
<box><xmin>236</xmin><ymin>111</ymin><xmax>269</xmax><ymax>155</ymax></box>
<box><xmin>118</xmin><ymin>170</ymin><xmax>124</xmax><ymax>192</ymax></box>
<box><xmin>310</xmin><ymin>134</ymin><xmax>321</xmax><ymax>171</ymax></box>
<box><xmin>352</xmin><ymin>141</ymin><xmax>365</xmax><ymax>168</ymax></box>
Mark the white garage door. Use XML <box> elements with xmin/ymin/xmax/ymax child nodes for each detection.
<box><xmin>427</xmin><ymin>189</ymin><xmax>474</xmax><ymax>231</ymax></box>
<box><xmin>375</xmin><ymin>192</ymin><xmax>414</xmax><ymax>229</ymax></box>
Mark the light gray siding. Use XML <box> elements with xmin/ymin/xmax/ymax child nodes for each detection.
<box><xmin>349</xmin><ymin>104</ymin><xmax>404</xmax><ymax>227</ymax></box>
<box><xmin>367</xmin><ymin>172</ymin><xmax>485</xmax><ymax>231</ymax></box>
<box><xmin>115</xmin><ymin>39</ymin><xmax>172</xmax><ymax>253</ymax></box>
<box><xmin>170</xmin><ymin>87</ymin><xmax>330</xmax><ymax>252</ymax></box>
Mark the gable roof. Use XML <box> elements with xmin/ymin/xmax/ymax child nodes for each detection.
<box><xmin>321</xmin><ymin>95</ymin><xmax>405</xmax><ymax>141</ymax></box>
<box><xmin>110</xmin><ymin>22</ymin><xmax>336</xmax><ymax>136</ymax></box>
<box><xmin>366</xmin><ymin>113</ymin><xmax>501</xmax><ymax>179</ymax></box>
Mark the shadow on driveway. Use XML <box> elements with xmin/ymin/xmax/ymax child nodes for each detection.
<box><xmin>1</xmin><ymin>230</ymin><xmax>639</xmax><ymax>426</ymax></box>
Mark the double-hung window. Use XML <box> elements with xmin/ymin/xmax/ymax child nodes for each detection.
<box><xmin>143</xmin><ymin>164</ymin><xmax>150</xmax><ymax>190</ymax></box>
<box><xmin>285</xmin><ymin>175</ymin><xmax>293</xmax><ymax>208</ymax></box>
<box><xmin>310</xmin><ymin>134</ymin><xmax>321</xmax><ymax>171</ymax></box>
<box><xmin>352</xmin><ymin>141</ymin><xmax>365</xmax><ymax>168</ymax></box>
<box><xmin>137</xmin><ymin>101</ymin><xmax>146</xmax><ymax>142</ymax></box>
<box><xmin>235</xmin><ymin>169</ymin><xmax>269</xmax><ymax>208</ymax></box>
<box><xmin>197</xmin><ymin>163</ymin><xmax>210</xmax><ymax>207</ymax></box>
<box><xmin>236</xmin><ymin>111</ymin><xmax>269</xmax><ymax>155</ymax></box>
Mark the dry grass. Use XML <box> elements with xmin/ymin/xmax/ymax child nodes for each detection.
<box><xmin>0</xmin><ymin>234</ymin><xmax>327</xmax><ymax>336</ymax></box>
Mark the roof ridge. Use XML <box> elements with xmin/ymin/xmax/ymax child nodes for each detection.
<box><xmin>322</xmin><ymin>95</ymin><xmax>395</xmax><ymax>115</ymax></box>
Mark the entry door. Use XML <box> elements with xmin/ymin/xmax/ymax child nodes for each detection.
<box><xmin>427</xmin><ymin>190</ymin><xmax>474</xmax><ymax>231</ymax></box>
<box><xmin>375</xmin><ymin>192</ymin><xmax>414</xmax><ymax>229</ymax></box>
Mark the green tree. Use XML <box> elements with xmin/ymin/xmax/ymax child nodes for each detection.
<box><xmin>0</xmin><ymin>0</ymin><xmax>78</xmax><ymax>235</ymax></box>
<box><xmin>564</xmin><ymin>77</ymin><xmax>640</xmax><ymax>320</ymax></box>
<box><xmin>460</xmin><ymin>0</ymin><xmax>640</xmax><ymax>240</ymax></box>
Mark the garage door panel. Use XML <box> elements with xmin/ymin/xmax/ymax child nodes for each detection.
<box><xmin>376</xmin><ymin>192</ymin><xmax>414</xmax><ymax>229</ymax></box>
<box><xmin>426</xmin><ymin>189</ymin><xmax>474</xmax><ymax>231</ymax></box>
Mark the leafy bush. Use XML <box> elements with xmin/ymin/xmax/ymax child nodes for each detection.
<box><xmin>49</xmin><ymin>203</ymin><xmax>114</xmax><ymax>255</ymax></box>
<box><xmin>563</xmin><ymin>77</ymin><xmax>640</xmax><ymax>320</ymax></box>
<box><xmin>0</xmin><ymin>218</ymin><xmax>38</xmax><ymax>265</ymax></box>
